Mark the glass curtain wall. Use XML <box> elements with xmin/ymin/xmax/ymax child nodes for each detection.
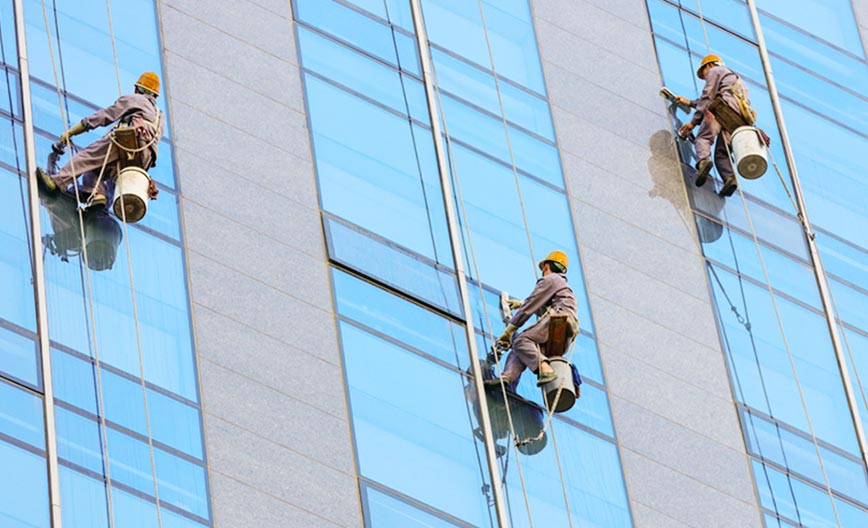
<box><xmin>0</xmin><ymin>1</ymin><xmax>212</xmax><ymax>526</ymax></box>
<box><xmin>646</xmin><ymin>0</ymin><xmax>868</xmax><ymax>525</ymax></box>
<box><xmin>291</xmin><ymin>0</ymin><xmax>631</xmax><ymax>526</ymax></box>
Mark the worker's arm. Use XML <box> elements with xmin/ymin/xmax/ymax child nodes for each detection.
<box><xmin>508</xmin><ymin>275</ymin><xmax>556</xmax><ymax>328</ymax></box>
<box><xmin>80</xmin><ymin>95</ymin><xmax>136</xmax><ymax>131</ymax></box>
<box><xmin>690</xmin><ymin>67</ymin><xmax>725</xmax><ymax>126</ymax></box>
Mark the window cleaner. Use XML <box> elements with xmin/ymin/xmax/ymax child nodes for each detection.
<box><xmin>667</xmin><ymin>54</ymin><xmax>767</xmax><ymax>197</ymax></box>
<box><xmin>486</xmin><ymin>251</ymin><xmax>580</xmax><ymax>411</ymax></box>
<box><xmin>36</xmin><ymin>72</ymin><xmax>164</xmax><ymax>222</ymax></box>
<box><xmin>39</xmin><ymin>142</ymin><xmax>122</xmax><ymax>270</ymax></box>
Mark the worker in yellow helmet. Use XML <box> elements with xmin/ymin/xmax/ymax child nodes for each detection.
<box><xmin>36</xmin><ymin>72</ymin><xmax>164</xmax><ymax>209</ymax></box>
<box><xmin>487</xmin><ymin>250</ymin><xmax>579</xmax><ymax>389</ymax></box>
<box><xmin>673</xmin><ymin>54</ymin><xmax>755</xmax><ymax>197</ymax></box>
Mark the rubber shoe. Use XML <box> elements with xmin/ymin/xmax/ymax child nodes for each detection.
<box><xmin>85</xmin><ymin>193</ymin><xmax>107</xmax><ymax>210</ymax></box>
<box><xmin>719</xmin><ymin>176</ymin><xmax>738</xmax><ymax>197</ymax></box>
<box><xmin>484</xmin><ymin>376</ymin><xmax>511</xmax><ymax>387</ymax></box>
<box><xmin>695</xmin><ymin>159</ymin><xmax>712</xmax><ymax>187</ymax></box>
<box><xmin>536</xmin><ymin>370</ymin><xmax>558</xmax><ymax>387</ymax></box>
<box><xmin>35</xmin><ymin>167</ymin><xmax>57</xmax><ymax>192</ymax></box>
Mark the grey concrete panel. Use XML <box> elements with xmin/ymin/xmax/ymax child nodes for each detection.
<box><xmin>210</xmin><ymin>473</ymin><xmax>344</xmax><ymax>528</ymax></box>
<box><xmin>177</xmin><ymin>150</ymin><xmax>322</xmax><ymax>250</ymax></box>
<box><xmin>570</xmin><ymin>0</ymin><xmax>654</xmax><ymax>30</ymax></box>
<box><xmin>161</xmin><ymin>5</ymin><xmax>302</xmax><ymax>111</ymax></box>
<box><xmin>165</xmin><ymin>53</ymin><xmax>308</xmax><ymax>152</ymax></box>
<box><xmin>631</xmin><ymin>503</ymin><xmax>691</xmax><ymax>528</ymax></box>
<box><xmin>532</xmin><ymin>0</ymin><xmax>658</xmax><ymax>71</ymax></box>
<box><xmin>621</xmin><ymin>448</ymin><xmax>762</xmax><ymax>528</ymax></box>
<box><xmin>194</xmin><ymin>305</ymin><xmax>348</xmax><ymax>418</ymax></box>
<box><xmin>604</xmin><ymin>347</ymin><xmax>745</xmax><ymax>451</ymax></box>
<box><xmin>535</xmin><ymin>19</ymin><xmax>663</xmax><ymax>112</ymax></box>
<box><xmin>207</xmin><ymin>418</ymin><xmax>362</xmax><ymax>527</ymax></box>
<box><xmin>170</xmin><ymin>101</ymin><xmax>312</xmax><ymax>192</ymax></box>
<box><xmin>187</xmin><ymin>251</ymin><xmax>339</xmax><ymax>365</ymax></box>
<box><xmin>182</xmin><ymin>200</ymin><xmax>330</xmax><ymax>307</ymax></box>
<box><xmin>571</xmin><ymin>200</ymin><xmax>708</xmax><ymax>300</ymax></box>
<box><xmin>612</xmin><ymin>396</ymin><xmax>755</xmax><ymax>503</ymax></box>
<box><xmin>163</xmin><ymin>0</ymin><xmax>297</xmax><ymax>65</ymax></box>
<box><xmin>592</xmin><ymin>297</ymin><xmax>732</xmax><ymax>401</ymax></box>
<box><xmin>563</xmin><ymin>154</ymin><xmax>699</xmax><ymax>254</ymax></box>
<box><xmin>200</xmin><ymin>359</ymin><xmax>355</xmax><ymax>474</ymax></box>
<box><xmin>581</xmin><ymin>247</ymin><xmax>719</xmax><ymax>346</ymax></box>
<box><xmin>546</xmin><ymin>64</ymin><xmax>668</xmax><ymax>149</ymax></box>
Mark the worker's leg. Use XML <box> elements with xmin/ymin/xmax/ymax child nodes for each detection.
<box><xmin>693</xmin><ymin>119</ymin><xmax>718</xmax><ymax>161</ymax></box>
<box><xmin>53</xmin><ymin>137</ymin><xmax>118</xmax><ymax>192</ymax></box>
<box><xmin>714</xmin><ymin>132</ymin><xmax>735</xmax><ymax>180</ymax></box>
<box><xmin>81</xmin><ymin>170</ymin><xmax>116</xmax><ymax>202</ymax></box>
<box><xmin>510</xmin><ymin>318</ymin><xmax>553</xmax><ymax>374</ymax></box>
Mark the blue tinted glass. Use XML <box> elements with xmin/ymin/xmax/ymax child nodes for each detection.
<box><xmin>0</xmin><ymin>170</ymin><xmax>36</xmax><ymax>333</ymax></box>
<box><xmin>55</xmin><ymin>406</ymin><xmax>104</xmax><ymax>475</ymax></box>
<box><xmin>297</xmin><ymin>27</ymin><xmax>429</xmax><ymax>125</ymax></box>
<box><xmin>51</xmin><ymin>349</ymin><xmax>98</xmax><ymax>415</ymax></box>
<box><xmin>0</xmin><ymin>440</ymin><xmax>49</xmax><ymax>528</ymax></box>
<box><xmin>147</xmin><ymin>390</ymin><xmax>203</xmax><ymax>460</ymax></box>
<box><xmin>0</xmin><ymin>378</ymin><xmax>44</xmax><ymax>449</ymax></box>
<box><xmin>508</xmin><ymin>125</ymin><xmax>563</xmax><ymax>188</ymax></box>
<box><xmin>817</xmin><ymin>235</ymin><xmax>868</xmax><ymax>292</ymax></box>
<box><xmin>59</xmin><ymin>467</ymin><xmax>109</xmax><ymax>528</ymax></box>
<box><xmin>325</xmin><ymin>216</ymin><xmax>462</xmax><ymax>315</ymax></box>
<box><xmin>0</xmin><ymin>120</ymin><xmax>24</xmax><ymax>166</ymax></box>
<box><xmin>333</xmin><ymin>268</ymin><xmax>469</xmax><ymax>369</ymax></box>
<box><xmin>0</xmin><ymin>67</ymin><xmax>21</xmax><ymax>117</ymax></box>
<box><xmin>111</xmin><ymin>486</ymin><xmax>159</xmax><ymax>528</ymax></box>
<box><xmin>419</xmin><ymin>0</ymin><xmax>489</xmax><ymax>72</ymax></box>
<box><xmin>478</xmin><ymin>0</ymin><xmax>545</xmax><ymax>93</ymax></box>
<box><xmin>0</xmin><ymin>326</ymin><xmax>38</xmax><ymax>387</ymax></box>
<box><xmin>154</xmin><ymin>447</ymin><xmax>209</xmax><ymax>520</ymax></box>
<box><xmin>341</xmin><ymin>321</ymin><xmax>495</xmax><ymax>526</ymax></box>
<box><xmin>500</xmin><ymin>85</ymin><xmax>555</xmax><ymax>143</ymax></box>
<box><xmin>780</xmin><ymin>99</ymin><xmax>868</xmax><ymax>252</ymax></box>
<box><xmin>137</xmin><ymin>189</ymin><xmax>181</xmax><ymax>241</ymax></box>
<box><xmin>365</xmin><ymin>485</ymin><xmax>462</xmax><ymax>527</ymax></box>
<box><xmin>742</xmin><ymin>409</ymin><xmax>868</xmax><ymax>505</ymax></box>
<box><xmin>756</xmin><ymin>0</ymin><xmax>865</xmax><ymax>57</ymax></box>
<box><xmin>306</xmin><ymin>74</ymin><xmax>452</xmax><ymax>264</ymax></box>
<box><xmin>709</xmin><ymin>266</ymin><xmax>859</xmax><ymax>454</ymax></box>
<box><xmin>752</xmin><ymin>460</ymin><xmax>841</xmax><ymax>527</ymax></box>
<box><xmin>295</xmin><ymin>0</ymin><xmax>415</xmax><ymax>73</ymax></box>
<box><xmin>440</xmin><ymin>93</ymin><xmax>510</xmax><ymax>162</ymax></box>
<box><xmin>343</xmin><ymin>0</ymin><xmax>415</xmax><ymax>30</ymax></box>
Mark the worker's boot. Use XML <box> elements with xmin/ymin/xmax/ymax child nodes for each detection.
<box><xmin>695</xmin><ymin>158</ymin><xmax>712</xmax><ymax>187</ymax></box>
<box><xmin>84</xmin><ymin>193</ymin><xmax>107</xmax><ymax>210</ymax></box>
<box><xmin>35</xmin><ymin>167</ymin><xmax>57</xmax><ymax>193</ymax></box>
<box><xmin>719</xmin><ymin>176</ymin><xmax>738</xmax><ymax>197</ymax></box>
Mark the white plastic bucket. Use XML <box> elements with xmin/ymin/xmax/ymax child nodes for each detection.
<box><xmin>541</xmin><ymin>357</ymin><xmax>576</xmax><ymax>413</ymax></box>
<box><xmin>730</xmin><ymin>126</ymin><xmax>767</xmax><ymax>180</ymax></box>
<box><xmin>112</xmin><ymin>166</ymin><xmax>150</xmax><ymax>223</ymax></box>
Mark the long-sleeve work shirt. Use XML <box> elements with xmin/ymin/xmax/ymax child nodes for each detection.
<box><xmin>689</xmin><ymin>64</ymin><xmax>749</xmax><ymax>127</ymax></box>
<box><xmin>80</xmin><ymin>93</ymin><xmax>164</xmax><ymax>166</ymax></box>
<box><xmin>509</xmin><ymin>272</ymin><xmax>578</xmax><ymax>328</ymax></box>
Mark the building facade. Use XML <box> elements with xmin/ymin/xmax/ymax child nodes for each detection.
<box><xmin>1</xmin><ymin>0</ymin><xmax>868</xmax><ymax>526</ymax></box>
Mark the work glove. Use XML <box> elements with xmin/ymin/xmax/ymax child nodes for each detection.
<box><xmin>678</xmin><ymin>122</ymin><xmax>695</xmax><ymax>139</ymax></box>
<box><xmin>59</xmin><ymin>121</ymin><xmax>86</xmax><ymax>145</ymax></box>
<box><xmin>505</xmin><ymin>298</ymin><xmax>523</xmax><ymax>310</ymax></box>
<box><xmin>496</xmin><ymin>324</ymin><xmax>518</xmax><ymax>351</ymax></box>
<box><xmin>148</xmin><ymin>179</ymin><xmax>159</xmax><ymax>200</ymax></box>
<box><xmin>673</xmin><ymin>95</ymin><xmax>691</xmax><ymax>107</ymax></box>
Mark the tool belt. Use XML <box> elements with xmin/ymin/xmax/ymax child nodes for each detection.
<box><xmin>708</xmin><ymin>73</ymin><xmax>756</xmax><ymax>134</ymax></box>
<box><xmin>542</xmin><ymin>310</ymin><xmax>578</xmax><ymax>358</ymax></box>
<box><xmin>111</xmin><ymin>126</ymin><xmax>141</xmax><ymax>167</ymax></box>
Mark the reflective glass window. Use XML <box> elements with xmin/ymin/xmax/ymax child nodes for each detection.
<box><xmin>756</xmin><ymin>0</ymin><xmax>865</xmax><ymax>57</ymax></box>
<box><xmin>325</xmin><ymin>216</ymin><xmax>462</xmax><ymax>315</ymax></box>
<box><xmin>59</xmin><ymin>467</ymin><xmax>109</xmax><ymax>528</ymax></box>
<box><xmin>0</xmin><ymin>378</ymin><xmax>44</xmax><ymax>449</ymax></box>
<box><xmin>340</xmin><ymin>321</ymin><xmax>494</xmax><ymax>526</ymax></box>
<box><xmin>333</xmin><ymin>268</ymin><xmax>470</xmax><ymax>369</ymax></box>
<box><xmin>364</xmin><ymin>485</ymin><xmax>464</xmax><ymax>527</ymax></box>
<box><xmin>55</xmin><ymin>406</ymin><xmax>103</xmax><ymax>475</ymax></box>
<box><xmin>0</xmin><ymin>440</ymin><xmax>49</xmax><ymax>528</ymax></box>
<box><xmin>306</xmin><ymin>73</ymin><xmax>452</xmax><ymax>265</ymax></box>
<box><xmin>0</xmin><ymin>170</ymin><xmax>36</xmax><ymax>334</ymax></box>
<box><xmin>0</xmin><ymin>326</ymin><xmax>38</xmax><ymax>388</ymax></box>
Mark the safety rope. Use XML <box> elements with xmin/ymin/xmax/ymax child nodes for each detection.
<box><xmin>692</xmin><ymin>0</ymin><xmax>711</xmax><ymax>53</ymax></box>
<box><xmin>0</xmin><ymin>13</ymin><xmax>32</xmax><ymax>266</ymax></box>
<box><xmin>723</xmin><ymin>137</ymin><xmax>843</xmax><ymax>526</ymax></box>
<box><xmin>379</xmin><ymin>2</ymin><xmax>495</xmax><ymax>524</ymax></box>
<box><xmin>427</xmin><ymin>38</ymin><xmax>537</xmax><ymax>528</ymax></box>
<box><xmin>102</xmin><ymin>1</ymin><xmax>165</xmax><ymax>523</ymax></box>
<box><xmin>39</xmin><ymin>2</ymin><xmax>117</xmax><ymax>525</ymax></box>
<box><xmin>42</xmin><ymin>1</ymin><xmax>165</xmax><ymax>525</ymax></box>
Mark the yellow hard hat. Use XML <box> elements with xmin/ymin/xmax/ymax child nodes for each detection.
<box><xmin>697</xmin><ymin>54</ymin><xmax>721</xmax><ymax>79</ymax></box>
<box><xmin>539</xmin><ymin>250</ymin><xmax>568</xmax><ymax>272</ymax></box>
<box><xmin>135</xmin><ymin>71</ymin><xmax>160</xmax><ymax>96</ymax></box>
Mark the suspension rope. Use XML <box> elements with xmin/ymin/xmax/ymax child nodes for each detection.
<box><xmin>42</xmin><ymin>1</ymin><xmax>164</xmax><ymax>525</ymax></box>
<box><xmin>39</xmin><ymin>1</ymin><xmax>117</xmax><ymax>525</ymax></box>
<box><xmin>427</xmin><ymin>39</ymin><xmax>536</xmax><ymax>528</ymax></box>
<box><xmin>692</xmin><ymin>0</ymin><xmax>711</xmax><ymax>53</ymax></box>
<box><xmin>724</xmin><ymin>137</ymin><xmax>843</xmax><ymax>526</ymax></box>
<box><xmin>102</xmin><ymin>1</ymin><xmax>164</xmax><ymax>523</ymax></box>
<box><xmin>380</xmin><ymin>2</ymin><xmax>495</xmax><ymax>524</ymax></box>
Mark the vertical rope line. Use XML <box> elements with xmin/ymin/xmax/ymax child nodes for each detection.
<box><xmin>728</xmin><ymin>139</ymin><xmax>843</xmax><ymax>526</ymax></box>
<box><xmin>428</xmin><ymin>43</ymin><xmax>536</xmax><ymax>528</ymax></box>
<box><xmin>693</xmin><ymin>0</ymin><xmax>711</xmax><ymax>53</ymax></box>
<box><xmin>39</xmin><ymin>1</ymin><xmax>118</xmax><ymax>524</ymax></box>
<box><xmin>474</xmin><ymin>0</ymin><xmax>538</xmax><ymax>281</ymax></box>
<box><xmin>102</xmin><ymin>1</ymin><xmax>164</xmax><ymax>523</ymax></box>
